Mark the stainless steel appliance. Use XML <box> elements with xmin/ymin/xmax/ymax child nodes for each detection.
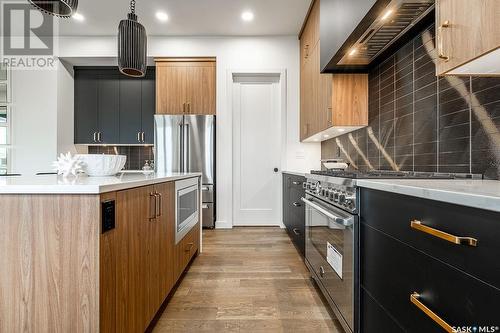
<box><xmin>155</xmin><ymin>115</ymin><xmax>216</xmax><ymax>228</ymax></box>
<box><xmin>175</xmin><ymin>177</ymin><xmax>200</xmax><ymax>244</ymax></box>
<box><xmin>304</xmin><ymin>174</ymin><xmax>358</xmax><ymax>333</ymax></box>
<box><xmin>303</xmin><ymin>170</ymin><xmax>482</xmax><ymax>333</ymax></box>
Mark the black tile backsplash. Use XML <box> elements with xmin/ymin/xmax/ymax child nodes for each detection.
<box><xmin>88</xmin><ymin>146</ymin><xmax>154</xmax><ymax>171</ymax></box>
<box><xmin>321</xmin><ymin>23</ymin><xmax>500</xmax><ymax>179</ymax></box>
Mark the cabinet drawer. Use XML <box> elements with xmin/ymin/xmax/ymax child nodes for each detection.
<box><xmin>360</xmin><ymin>287</ymin><xmax>404</xmax><ymax>333</ymax></box>
<box><xmin>361</xmin><ymin>188</ymin><xmax>500</xmax><ymax>289</ymax></box>
<box><xmin>361</xmin><ymin>223</ymin><xmax>500</xmax><ymax>332</ymax></box>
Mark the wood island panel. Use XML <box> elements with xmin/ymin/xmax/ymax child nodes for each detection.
<box><xmin>0</xmin><ymin>194</ymin><xmax>101</xmax><ymax>333</ymax></box>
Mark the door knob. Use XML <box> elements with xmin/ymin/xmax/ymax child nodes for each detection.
<box><xmin>274</xmin><ymin>168</ymin><xmax>279</xmax><ymax>173</ymax></box>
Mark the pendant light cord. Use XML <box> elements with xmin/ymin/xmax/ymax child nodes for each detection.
<box><xmin>130</xmin><ymin>0</ymin><xmax>136</xmax><ymax>14</ymax></box>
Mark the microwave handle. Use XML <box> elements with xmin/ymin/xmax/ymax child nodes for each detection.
<box><xmin>301</xmin><ymin>197</ymin><xmax>353</xmax><ymax>227</ymax></box>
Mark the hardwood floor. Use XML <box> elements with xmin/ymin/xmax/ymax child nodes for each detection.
<box><xmin>153</xmin><ymin>227</ymin><xmax>343</xmax><ymax>332</ymax></box>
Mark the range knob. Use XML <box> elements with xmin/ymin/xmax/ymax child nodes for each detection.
<box><xmin>339</xmin><ymin>192</ymin><xmax>347</xmax><ymax>204</ymax></box>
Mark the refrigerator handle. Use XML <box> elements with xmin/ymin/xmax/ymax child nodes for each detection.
<box><xmin>184</xmin><ymin>123</ymin><xmax>190</xmax><ymax>172</ymax></box>
<box><xmin>179</xmin><ymin>121</ymin><xmax>184</xmax><ymax>172</ymax></box>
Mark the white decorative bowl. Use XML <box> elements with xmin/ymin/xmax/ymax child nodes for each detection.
<box><xmin>76</xmin><ymin>154</ymin><xmax>127</xmax><ymax>177</ymax></box>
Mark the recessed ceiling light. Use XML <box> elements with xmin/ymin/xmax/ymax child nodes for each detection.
<box><xmin>156</xmin><ymin>11</ymin><xmax>169</xmax><ymax>22</ymax></box>
<box><xmin>72</xmin><ymin>12</ymin><xmax>85</xmax><ymax>21</ymax></box>
<box><xmin>349</xmin><ymin>48</ymin><xmax>357</xmax><ymax>56</ymax></box>
<box><xmin>241</xmin><ymin>11</ymin><xmax>254</xmax><ymax>22</ymax></box>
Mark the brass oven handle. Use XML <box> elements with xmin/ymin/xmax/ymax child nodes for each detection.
<box><xmin>410</xmin><ymin>293</ymin><xmax>454</xmax><ymax>333</ymax></box>
<box><xmin>437</xmin><ymin>20</ymin><xmax>450</xmax><ymax>61</ymax></box>
<box><xmin>149</xmin><ymin>192</ymin><xmax>157</xmax><ymax>220</ymax></box>
<box><xmin>410</xmin><ymin>220</ymin><xmax>477</xmax><ymax>246</ymax></box>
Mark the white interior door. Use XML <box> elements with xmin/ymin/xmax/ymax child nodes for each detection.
<box><xmin>232</xmin><ymin>74</ymin><xmax>282</xmax><ymax>226</ymax></box>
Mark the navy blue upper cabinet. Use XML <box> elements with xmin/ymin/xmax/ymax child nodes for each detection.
<box><xmin>98</xmin><ymin>73</ymin><xmax>120</xmax><ymax>144</ymax></box>
<box><xmin>119</xmin><ymin>78</ymin><xmax>142</xmax><ymax>144</ymax></box>
<box><xmin>320</xmin><ymin>0</ymin><xmax>385</xmax><ymax>73</ymax></box>
<box><xmin>74</xmin><ymin>67</ymin><xmax>156</xmax><ymax>145</ymax></box>
<box><xmin>74</xmin><ymin>70</ymin><xmax>98</xmax><ymax>144</ymax></box>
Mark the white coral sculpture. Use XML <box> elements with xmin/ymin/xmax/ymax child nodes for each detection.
<box><xmin>52</xmin><ymin>152</ymin><xmax>84</xmax><ymax>177</ymax></box>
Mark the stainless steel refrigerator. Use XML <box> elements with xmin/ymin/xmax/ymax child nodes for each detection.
<box><xmin>154</xmin><ymin>115</ymin><xmax>216</xmax><ymax>228</ymax></box>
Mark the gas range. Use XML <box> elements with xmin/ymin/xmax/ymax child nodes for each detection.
<box><xmin>305</xmin><ymin>170</ymin><xmax>483</xmax><ymax>214</ymax></box>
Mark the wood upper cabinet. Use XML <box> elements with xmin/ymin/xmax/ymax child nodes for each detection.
<box><xmin>331</xmin><ymin>74</ymin><xmax>368</xmax><ymax>126</ymax></box>
<box><xmin>299</xmin><ymin>0</ymin><xmax>368</xmax><ymax>142</ymax></box>
<box><xmin>300</xmin><ymin>0</ymin><xmax>320</xmax><ymax>67</ymax></box>
<box><xmin>156</xmin><ymin>59</ymin><xmax>216</xmax><ymax>115</ymax></box>
<box><xmin>436</xmin><ymin>0</ymin><xmax>500</xmax><ymax>76</ymax></box>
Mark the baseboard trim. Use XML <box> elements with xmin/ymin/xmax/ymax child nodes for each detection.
<box><xmin>215</xmin><ymin>220</ymin><xmax>233</xmax><ymax>229</ymax></box>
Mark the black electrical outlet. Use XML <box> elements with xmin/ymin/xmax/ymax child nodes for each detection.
<box><xmin>101</xmin><ymin>200</ymin><xmax>115</xmax><ymax>233</ymax></box>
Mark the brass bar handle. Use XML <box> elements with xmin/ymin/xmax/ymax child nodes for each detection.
<box><xmin>410</xmin><ymin>293</ymin><xmax>454</xmax><ymax>333</ymax></box>
<box><xmin>437</xmin><ymin>20</ymin><xmax>450</xmax><ymax>61</ymax></box>
<box><xmin>149</xmin><ymin>192</ymin><xmax>157</xmax><ymax>220</ymax></box>
<box><xmin>187</xmin><ymin>103</ymin><xmax>191</xmax><ymax>114</ymax></box>
<box><xmin>183</xmin><ymin>103</ymin><xmax>186</xmax><ymax>113</ymax></box>
<box><xmin>410</xmin><ymin>220</ymin><xmax>477</xmax><ymax>247</ymax></box>
<box><xmin>156</xmin><ymin>192</ymin><xmax>162</xmax><ymax>217</ymax></box>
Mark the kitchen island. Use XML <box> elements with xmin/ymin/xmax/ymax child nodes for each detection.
<box><xmin>0</xmin><ymin>172</ymin><xmax>202</xmax><ymax>333</ymax></box>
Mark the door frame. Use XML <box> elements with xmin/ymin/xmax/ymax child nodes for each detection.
<box><xmin>225</xmin><ymin>69</ymin><xmax>287</xmax><ymax>229</ymax></box>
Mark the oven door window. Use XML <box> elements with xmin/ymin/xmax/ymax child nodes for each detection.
<box><xmin>177</xmin><ymin>185</ymin><xmax>199</xmax><ymax>232</ymax></box>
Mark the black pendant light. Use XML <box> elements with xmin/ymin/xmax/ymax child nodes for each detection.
<box><xmin>118</xmin><ymin>0</ymin><xmax>147</xmax><ymax>77</ymax></box>
<box><xmin>29</xmin><ymin>0</ymin><xmax>78</xmax><ymax>18</ymax></box>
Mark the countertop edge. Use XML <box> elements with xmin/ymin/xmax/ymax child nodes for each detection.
<box><xmin>0</xmin><ymin>173</ymin><xmax>202</xmax><ymax>195</ymax></box>
<box><xmin>357</xmin><ymin>180</ymin><xmax>500</xmax><ymax>213</ymax></box>
<box><xmin>281</xmin><ymin>171</ymin><xmax>307</xmax><ymax>177</ymax></box>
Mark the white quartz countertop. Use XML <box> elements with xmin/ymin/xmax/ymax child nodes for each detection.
<box><xmin>357</xmin><ymin>179</ymin><xmax>500</xmax><ymax>213</ymax></box>
<box><xmin>0</xmin><ymin>172</ymin><xmax>202</xmax><ymax>194</ymax></box>
<box><xmin>282</xmin><ymin>171</ymin><xmax>307</xmax><ymax>177</ymax></box>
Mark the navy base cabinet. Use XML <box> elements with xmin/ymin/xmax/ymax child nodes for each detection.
<box><xmin>282</xmin><ymin>173</ymin><xmax>306</xmax><ymax>257</ymax></box>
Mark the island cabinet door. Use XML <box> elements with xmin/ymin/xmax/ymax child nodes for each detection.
<box><xmin>113</xmin><ymin>185</ymin><xmax>156</xmax><ymax>333</ymax></box>
<box><xmin>153</xmin><ymin>182</ymin><xmax>176</xmax><ymax>311</ymax></box>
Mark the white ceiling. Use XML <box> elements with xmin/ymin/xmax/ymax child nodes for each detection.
<box><xmin>57</xmin><ymin>0</ymin><xmax>311</xmax><ymax>36</ymax></box>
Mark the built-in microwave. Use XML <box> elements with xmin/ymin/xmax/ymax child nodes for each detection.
<box><xmin>175</xmin><ymin>177</ymin><xmax>200</xmax><ymax>244</ymax></box>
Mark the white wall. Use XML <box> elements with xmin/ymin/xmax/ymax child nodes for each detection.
<box><xmin>8</xmin><ymin>36</ymin><xmax>320</xmax><ymax>226</ymax></box>
<box><xmin>9</xmin><ymin>61</ymin><xmax>78</xmax><ymax>175</ymax></box>
<box><xmin>10</xmin><ymin>69</ymin><xmax>58</xmax><ymax>175</ymax></box>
